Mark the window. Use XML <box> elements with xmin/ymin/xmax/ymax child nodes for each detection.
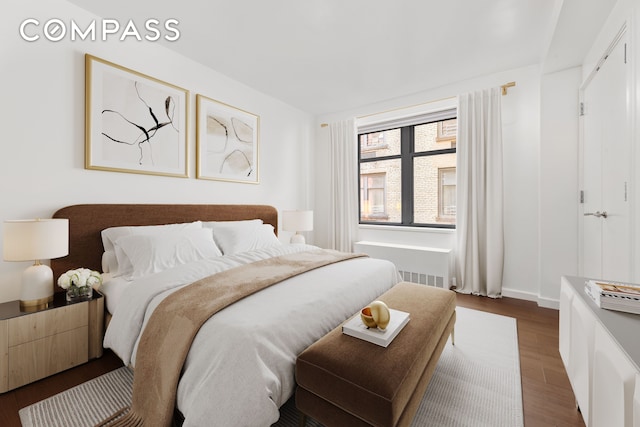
<box><xmin>360</xmin><ymin>173</ymin><xmax>388</xmax><ymax>220</ymax></box>
<box><xmin>436</xmin><ymin>119</ymin><xmax>457</xmax><ymax>144</ymax></box>
<box><xmin>438</xmin><ymin>167</ymin><xmax>456</xmax><ymax>221</ymax></box>
<box><xmin>358</xmin><ymin>113</ymin><xmax>456</xmax><ymax>228</ymax></box>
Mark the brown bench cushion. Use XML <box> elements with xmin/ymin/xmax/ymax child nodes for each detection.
<box><xmin>295</xmin><ymin>282</ymin><xmax>456</xmax><ymax>427</ymax></box>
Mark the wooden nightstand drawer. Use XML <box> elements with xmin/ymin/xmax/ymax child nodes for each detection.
<box><xmin>7</xmin><ymin>303</ymin><xmax>88</xmax><ymax>346</ymax></box>
<box><xmin>8</xmin><ymin>326</ymin><xmax>89</xmax><ymax>390</ymax></box>
<box><xmin>0</xmin><ymin>291</ymin><xmax>103</xmax><ymax>393</ymax></box>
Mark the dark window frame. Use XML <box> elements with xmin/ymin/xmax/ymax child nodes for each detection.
<box><xmin>358</xmin><ymin>118</ymin><xmax>457</xmax><ymax>229</ymax></box>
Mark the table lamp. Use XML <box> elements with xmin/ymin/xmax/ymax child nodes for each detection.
<box><xmin>282</xmin><ymin>210</ymin><xmax>313</xmax><ymax>244</ymax></box>
<box><xmin>3</xmin><ymin>218</ymin><xmax>69</xmax><ymax>310</ymax></box>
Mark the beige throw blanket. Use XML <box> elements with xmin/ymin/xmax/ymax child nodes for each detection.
<box><xmin>98</xmin><ymin>249</ymin><xmax>365</xmax><ymax>427</ymax></box>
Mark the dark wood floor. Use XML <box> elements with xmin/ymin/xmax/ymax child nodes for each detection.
<box><xmin>0</xmin><ymin>294</ymin><xmax>584</xmax><ymax>427</ymax></box>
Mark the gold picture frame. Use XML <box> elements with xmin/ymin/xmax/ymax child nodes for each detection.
<box><xmin>196</xmin><ymin>94</ymin><xmax>259</xmax><ymax>184</ymax></box>
<box><xmin>85</xmin><ymin>54</ymin><xmax>189</xmax><ymax>178</ymax></box>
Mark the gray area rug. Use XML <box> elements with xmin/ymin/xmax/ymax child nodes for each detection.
<box><xmin>20</xmin><ymin>307</ymin><xmax>522</xmax><ymax>427</ymax></box>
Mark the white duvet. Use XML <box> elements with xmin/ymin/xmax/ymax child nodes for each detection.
<box><xmin>103</xmin><ymin>244</ymin><xmax>398</xmax><ymax>427</ymax></box>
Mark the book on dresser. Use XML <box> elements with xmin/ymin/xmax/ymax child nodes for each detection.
<box><xmin>584</xmin><ymin>280</ymin><xmax>640</xmax><ymax>315</ymax></box>
<box><xmin>342</xmin><ymin>308</ymin><xmax>410</xmax><ymax>347</ymax></box>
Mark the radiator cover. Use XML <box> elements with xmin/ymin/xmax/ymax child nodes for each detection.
<box><xmin>353</xmin><ymin>241</ymin><xmax>452</xmax><ymax>289</ymax></box>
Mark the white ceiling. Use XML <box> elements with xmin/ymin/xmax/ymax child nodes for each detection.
<box><xmin>67</xmin><ymin>0</ymin><xmax>616</xmax><ymax>115</ymax></box>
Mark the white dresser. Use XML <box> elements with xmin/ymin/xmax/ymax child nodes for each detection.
<box><xmin>560</xmin><ymin>276</ymin><xmax>640</xmax><ymax>427</ymax></box>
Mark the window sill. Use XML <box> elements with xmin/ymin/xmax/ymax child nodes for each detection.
<box><xmin>358</xmin><ymin>224</ymin><xmax>455</xmax><ymax>234</ymax></box>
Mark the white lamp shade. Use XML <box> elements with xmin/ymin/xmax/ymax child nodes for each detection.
<box><xmin>3</xmin><ymin>219</ymin><xmax>69</xmax><ymax>261</ymax></box>
<box><xmin>282</xmin><ymin>210</ymin><xmax>313</xmax><ymax>232</ymax></box>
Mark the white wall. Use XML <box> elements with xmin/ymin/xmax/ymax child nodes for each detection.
<box><xmin>539</xmin><ymin>66</ymin><xmax>582</xmax><ymax>308</ymax></box>
<box><xmin>0</xmin><ymin>0</ymin><xmax>314</xmax><ymax>303</ymax></box>
<box><xmin>314</xmin><ymin>65</ymin><xmax>542</xmax><ymax>300</ymax></box>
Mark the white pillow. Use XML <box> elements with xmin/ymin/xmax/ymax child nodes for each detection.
<box><xmin>205</xmin><ymin>221</ymin><xmax>280</xmax><ymax>255</ymax></box>
<box><xmin>114</xmin><ymin>228</ymin><xmax>222</xmax><ymax>279</ymax></box>
<box><xmin>203</xmin><ymin>219</ymin><xmax>262</xmax><ymax>252</ymax></box>
<box><xmin>101</xmin><ymin>221</ymin><xmax>202</xmax><ymax>277</ymax></box>
<box><xmin>202</xmin><ymin>219</ymin><xmax>263</xmax><ymax>230</ymax></box>
<box><xmin>101</xmin><ymin>250</ymin><xmax>118</xmax><ymax>273</ymax></box>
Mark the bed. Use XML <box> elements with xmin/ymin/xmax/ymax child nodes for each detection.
<box><xmin>51</xmin><ymin>204</ymin><xmax>399</xmax><ymax>427</ymax></box>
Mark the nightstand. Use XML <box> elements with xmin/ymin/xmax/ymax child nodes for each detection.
<box><xmin>0</xmin><ymin>289</ymin><xmax>104</xmax><ymax>393</ymax></box>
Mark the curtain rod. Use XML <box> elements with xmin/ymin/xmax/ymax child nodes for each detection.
<box><xmin>320</xmin><ymin>83</ymin><xmax>515</xmax><ymax>127</ymax></box>
<box><xmin>501</xmin><ymin>81</ymin><xmax>516</xmax><ymax>95</ymax></box>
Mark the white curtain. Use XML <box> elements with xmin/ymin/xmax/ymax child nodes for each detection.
<box><xmin>328</xmin><ymin>119</ymin><xmax>358</xmax><ymax>252</ymax></box>
<box><xmin>455</xmin><ymin>88</ymin><xmax>504</xmax><ymax>297</ymax></box>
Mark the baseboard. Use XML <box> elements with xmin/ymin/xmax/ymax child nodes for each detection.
<box><xmin>501</xmin><ymin>287</ymin><xmax>560</xmax><ymax>310</ymax></box>
<box><xmin>501</xmin><ymin>287</ymin><xmax>538</xmax><ymax>302</ymax></box>
<box><xmin>536</xmin><ymin>296</ymin><xmax>560</xmax><ymax>310</ymax></box>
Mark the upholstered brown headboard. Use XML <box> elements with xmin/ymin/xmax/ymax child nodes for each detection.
<box><xmin>50</xmin><ymin>204</ymin><xmax>278</xmax><ymax>291</ymax></box>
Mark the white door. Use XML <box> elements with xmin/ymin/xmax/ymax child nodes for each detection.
<box><xmin>581</xmin><ymin>31</ymin><xmax>630</xmax><ymax>282</ymax></box>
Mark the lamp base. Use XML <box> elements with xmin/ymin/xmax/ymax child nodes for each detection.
<box><xmin>290</xmin><ymin>233</ymin><xmax>306</xmax><ymax>244</ymax></box>
<box><xmin>20</xmin><ymin>263</ymin><xmax>54</xmax><ymax>311</ymax></box>
<box><xmin>20</xmin><ymin>296</ymin><xmax>52</xmax><ymax>312</ymax></box>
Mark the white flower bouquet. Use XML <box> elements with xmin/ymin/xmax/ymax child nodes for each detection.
<box><xmin>58</xmin><ymin>268</ymin><xmax>102</xmax><ymax>302</ymax></box>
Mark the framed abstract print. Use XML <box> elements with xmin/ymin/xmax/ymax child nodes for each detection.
<box><xmin>85</xmin><ymin>54</ymin><xmax>189</xmax><ymax>177</ymax></box>
<box><xmin>196</xmin><ymin>94</ymin><xmax>259</xmax><ymax>184</ymax></box>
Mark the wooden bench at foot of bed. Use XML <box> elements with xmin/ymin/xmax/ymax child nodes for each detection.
<box><xmin>295</xmin><ymin>281</ymin><xmax>456</xmax><ymax>427</ymax></box>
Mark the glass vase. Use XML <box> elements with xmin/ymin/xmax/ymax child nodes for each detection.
<box><xmin>66</xmin><ymin>285</ymin><xmax>93</xmax><ymax>303</ymax></box>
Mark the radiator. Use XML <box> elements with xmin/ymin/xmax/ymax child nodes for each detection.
<box><xmin>353</xmin><ymin>241</ymin><xmax>452</xmax><ymax>289</ymax></box>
